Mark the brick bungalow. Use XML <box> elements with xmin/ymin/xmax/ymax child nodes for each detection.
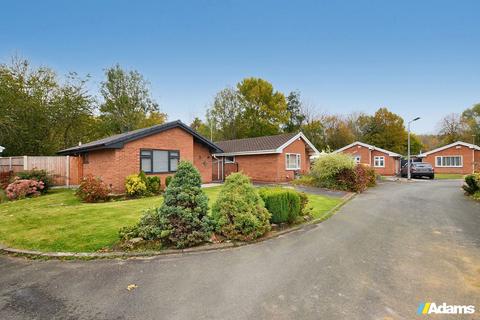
<box><xmin>213</xmin><ymin>132</ymin><xmax>320</xmax><ymax>182</ymax></box>
<box><xmin>58</xmin><ymin>120</ymin><xmax>222</xmax><ymax>193</ymax></box>
<box><xmin>333</xmin><ymin>141</ymin><xmax>402</xmax><ymax>176</ymax></box>
<box><xmin>418</xmin><ymin>141</ymin><xmax>480</xmax><ymax>174</ymax></box>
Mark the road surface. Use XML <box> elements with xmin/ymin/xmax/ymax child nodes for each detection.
<box><xmin>1</xmin><ymin>180</ymin><xmax>479</xmax><ymax>319</ymax></box>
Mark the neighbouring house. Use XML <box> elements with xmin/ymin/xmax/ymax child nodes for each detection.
<box><xmin>418</xmin><ymin>141</ymin><xmax>480</xmax><ymax>174</ymax></box>
<box><xmin>58</xmin><ymin>120</ymin><xmax>222</xmax><ymax>193</ymax></box>
<box><xmin>333</xmin><ymin>141</ymin><xmax>402</xmax><ymax>176</ymax></box>
<box><xmin>213</xmin><ymin>132</ymin><xmax>320</xmax><ymax>182</ymax></box>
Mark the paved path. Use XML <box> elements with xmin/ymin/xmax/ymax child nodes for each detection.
<box><xmin>1</xmin><ymin>180</ymin><xmax>479</xmax><ymax>319</ymax></box>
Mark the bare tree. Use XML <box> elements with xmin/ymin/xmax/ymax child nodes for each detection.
<box><xmin>437</xmin><ymin>113</ymin><xmax>468</xmax><ymax>144</ymax></box>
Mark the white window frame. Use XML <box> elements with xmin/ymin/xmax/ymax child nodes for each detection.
<box><xmin>353</xmin><ymin>154</ymin><xmax>361</xmax><ymax>164</ymax></box>
<box><xmin>373</xmin><ymin>156</ymin><xmax>385</xmax><ymax>168</ymax></box>
<box><xmin>224</xmin><ymin>156</ymin><xmax>235</xmax><ymax>164</ymax></box>
<box><xmin>285</xmin><ymin>153</ymin><xmax>301</xmax><ymax>170</ymax></box>
<box><xmin>434</xmin><ymin>155</ymin><xmax>463</xmax><ymax>168</ymax></box>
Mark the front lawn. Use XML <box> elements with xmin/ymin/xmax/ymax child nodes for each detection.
<box><xmin>0</xmin><ymin>187</ymin><xmax>341</xmax><ymax>253</ymax></box>
<box><xmin>435</xmin><ymin>173</ymin><xmax>465</xmax><ymax>180</ymax></box>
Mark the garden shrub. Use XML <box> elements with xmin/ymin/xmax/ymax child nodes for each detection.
<box><xmin>336</xmin><ymin>164</ymin><xmax>375</xmax><ymax>192</ymax></box>
<box><xmin>5</xmin><ymin>178</ymin><xmax>45</xmax><ymax>200</ymax></box>
<box><xmin>165</xmin><ymin>175</ymin><xmax>173</xmax><ymax>187</ymax></box>
<box><xmin>120</xmin><ymin>161</ymin><xmax>212</xmax><ymax>248</ymax></box>
<box><xmin>472</xmin><ymin>191</ymin><xmax>480</xmax><ymax>201</ymax></box>
<box><xmin>463</xmin><ymin>173</ymin><xmax>480</xmax><ymax>195</ymax></box>
<box><xmin>125</xmin><ymin>174</ymin><xmax>148</xmax><ymax>197</ymax></box>
<box><xmin>259</xmin><ymin>188</ymin><xmax>301</xmax><ymax>224</ymax></box>
<box><xmin>211</xmin><ymin>172</ymin><xmax>271</xmax><ymax>241</ymax></box>
<box><xmin>76</xmin><ymin>174</ymin><xmax>110</xmax><ymax>203</ymax></box>
<box><xmin>297</xmin><ymin>191</ymin><xmax>311</xmax><ymax>216</ymax></box>
<box><xmin>364</xmin><ymin>165</ymin><xmax>377</xmax><ymax>187</ymax></box>
<box><xmin>146</xmin><ymin>176</ymin><xmax>161</xmax><ymax>194</ymax></box>
<box><xmin>16</xmin><ymin>169</ymin><xmax>52</xmax><ymax>194</ymax></box>
<box><xmin>311</xmin><ymin>153</ymin><xmax>355</xmax><ymax>189</ymax></box>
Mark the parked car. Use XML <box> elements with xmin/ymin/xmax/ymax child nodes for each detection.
<box><xmin>400</xmin><ymin>162</ymin><xmax>434</xmax><ymax>179</ymax></box>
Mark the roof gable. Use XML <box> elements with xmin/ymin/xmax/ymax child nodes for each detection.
<box><xmin>418</xmin><ymin>141</ymin><xmax>480</xmax><ymax>157</ymax></box>
<box><xmin>58</xmin><ymin>120</ymin><xmax>222</xmax><ymax>155</ymax></box>
<box><xmin>333</xmin><ymin>141</ymin><xmax>402</xmax><ymax>157</ymax></box>
<box><xmin>214</xmin><ymin>132</ymin><xmax>319</xmax><ymax>156</ymax></box>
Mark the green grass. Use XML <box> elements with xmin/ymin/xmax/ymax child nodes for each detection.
<box><xmin>434</xmin><ymin>173</ymin><xmax>465</xmax><ymax>180</ymax></box>
<box><xmin>0</xmin><ymin>187</ymin><xmax>341</xmax><ymax>253</ymax></box>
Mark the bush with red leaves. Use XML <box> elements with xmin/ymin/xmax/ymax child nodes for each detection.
<box><xmin>76</xmin><ymin>174</ymin><xmax>111</xmax><ymax>203</ymax></box>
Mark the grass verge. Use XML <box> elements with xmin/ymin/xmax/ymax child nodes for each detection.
<box><xmin>0</xmin><ymin>187</ymin><xmax>341</xmax><ymax>253</ymax></box>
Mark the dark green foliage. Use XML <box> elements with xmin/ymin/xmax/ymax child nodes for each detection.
<box><xmin>463</xmin><ymin>174</ymin><xmax>480</xmax><ymax>195</ymax></box>
<box><xmin>120</xmin><ymin>161</ymin><xmax>212</xmax><ymax>248</ymax></box>
<box><xmin>259</xmin><ymin>188</ymin><xmax>301</xmax><ymax>224</ymax></box>
<box><xmin>16</xmin><ymin>169</ymin><xmax>52</xmax><ymax>193</ymax></box>
<box><xmin>146</xmin><ymin>176</ymin><xmax>161</xmax><ymax>194</ymax></box>
<box><xmin>211</xmin><ymin>172</ymin><xmax>270</xmax><ymax>241</ymax></box>
<box><xmin>165</xmin><ymin>176</ymin><xmax>173</xmax><ymax>187</ymax></box>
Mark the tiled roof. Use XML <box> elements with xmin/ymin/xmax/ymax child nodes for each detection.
<box><xmin>215</xmin><ymin>132</ymin><xmax>298</xmax><ymax>154</ymax></box>
<box><xmin>58</xmin><ymin>120</ymin><xmax>222</xmax><ymax>155</ymax></box>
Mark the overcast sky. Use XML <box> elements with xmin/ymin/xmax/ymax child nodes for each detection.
<box><xmin>1</xmin><ymin>0</ymin><xmax>479</xmax><ymax>134</ymax></box>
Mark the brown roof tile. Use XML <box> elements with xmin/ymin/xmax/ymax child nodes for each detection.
<box><xmin>215</xmin><ymin>132</ymin><xmax>298</xmax><ymax>154</ymax></box>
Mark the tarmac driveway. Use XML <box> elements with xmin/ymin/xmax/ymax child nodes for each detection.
<box><xmin>0</xmin><ymin>180</ymin><xmax>479</xmax><ymax>319</ymax></box>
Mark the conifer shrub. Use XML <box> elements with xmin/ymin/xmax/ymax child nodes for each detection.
<box><xmin>165</xmin><ymin>176</ymin><xmax>173</xmax><ymax>187</ymax></box>
<box><xmin>259</xmin><ymin>188</ymin><xmax>301</xmax><ymax>224</ymax></box>
<box><xmin>120</xmin><ymin>161</ymin><xmax>212</xmax><ymax>248</ymax></box>
<box><xmin>211</xmin><ymin>172</ymin><xmax>270</xmax><ymax>241</ymax></box>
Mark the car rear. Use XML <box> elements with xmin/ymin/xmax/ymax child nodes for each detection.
<box><xmin>411</xmin><ymin>163</ymin><xmax>434</xmax><ymax>179</ymax></box>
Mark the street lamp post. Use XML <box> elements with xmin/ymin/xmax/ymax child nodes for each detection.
<box><xmin>407</xmin><ymin>117</ymin><xmax>421</xmax><ymax>180</ymax></box>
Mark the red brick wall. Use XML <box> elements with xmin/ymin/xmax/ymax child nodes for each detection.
<box><xmin>193</xmin><ymin>141</ymin><xmax>213</xmax><ymax>184</ymax></box>
<box><xmin>224</xmin><ymin>138</ymin><xmax>312</xmax><ymax>182</ymax></box>
<box><xmin>234</xmin><ymin>154</ymin><xmax>280</xmax><ymax>182</ymax></box>
<box><xmin>83</xmin><ymin>149</ymin><xmax>118</xmax><ymax>189</ymax></box>
<box><xmin>338</xmin><ymin>145</ymin><xmax>398</xmax><ymax>175</ymax></box>
<box><xmin>422</xmin><ymin>145</ymin><xmax>479</xmax><ymax>174</ymax></box>
<box><xmin>340</xmin><ymin>145</ymin><xmax>372</xmax><ymax>166</ymax></box>
<box><xmin>278</xmin><ymin>138</ymin><xmax>311</xmax><ymax>181</ymax></box>
<box><xmin>82</xmin><ymin>127</ymin><xmax>212</xmax><ymax>193</ymax></box>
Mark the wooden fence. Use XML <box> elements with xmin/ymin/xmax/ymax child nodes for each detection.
<box><xmin>0</xmin><ymin>156</ymin><xmax>80</xmax><ymax>186</ymax></box>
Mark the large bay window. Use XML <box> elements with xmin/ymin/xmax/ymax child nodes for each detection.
<box><xmin>140</xmin><ymin>149</ymin><xmax>179</xmax><ymax>173</ymax></box>
<box><xmin>286</xmin><ymin>153</ymin><xmax>301</xmax><ymax>170</ymax></box>
<box><xmin>435</xmin><ymin>156</ymin><xmax>462</xmax><ymax>167</ymax></box>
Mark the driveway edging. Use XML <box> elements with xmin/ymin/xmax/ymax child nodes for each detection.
<box><xmin>0</xmin><ymin>192</ymin><xmax>356</xmax><ymax>260</ymax></box>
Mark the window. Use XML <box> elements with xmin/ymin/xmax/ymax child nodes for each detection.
<box><xmin>435</xmin><ymin>156</ymin><xmax>462</xmax><ymax>167</ymax></box>
<box><xmin>140</xmin><ymin>149</ymin><xmax>179</xmax><ymax>173</ymax></box>
<box><xmin>374</xmin><ymin>156</ymin><xmax>385</xmax><ymax>167</ymax></box>
<box><xmin>286</xmin><ymin>153</ymin><xmax>301</xmax><ymax>170</ymax></box>
<box><xmin>224</xmin><ymin>156</ymin><xmax>235</xmax><ymax>164</ymax></box>
<box><xmin>353</xmin><ymin>155</ymin><xmax>361</xmax><ymax>164</ymax></box>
